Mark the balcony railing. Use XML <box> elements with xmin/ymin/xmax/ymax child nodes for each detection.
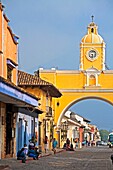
<box><xmin>46</xmin><ymin>106</ymin><xmax>52</xmax><ymax>117</ymax></box>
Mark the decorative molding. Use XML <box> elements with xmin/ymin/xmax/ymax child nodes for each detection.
<box><xmin>60</xmin><ymin>89</ymin><xmax>113</xmax><ymax>93</ymax></box>
<box><xmin>39</xmin><ymin>69</ymin><xmax>81</xmax><ymax>74</ymax></box>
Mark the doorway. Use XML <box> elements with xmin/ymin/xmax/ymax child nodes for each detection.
<box><xmin>6</xmin><ymin>111</ymin><xmax>13</xmax><ymax>156</ymax></box>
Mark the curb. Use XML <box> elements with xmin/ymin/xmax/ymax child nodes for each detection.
<box><xmin>39</xmin><ymin>149</ymin><xmax>65</xmax><ymax>158</ymax></box>
<box><xmin>0</xmin><ymin>149</ymin><xmax>66</xmax><ymax>166</ymax></box>
<box><xmin>0</xmin><ymin>165</ymin><xmax>11</xmax><ymax>170</ymax></box>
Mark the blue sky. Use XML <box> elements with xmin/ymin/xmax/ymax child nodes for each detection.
<box><xmin>70</xmin><ymin>99</ymin><xmax>113</xmax><ymax>132</ymax></box>
<box><xmin>2</xmin><ymin>0</ymin><xmax>113</xmax><ymax>131</ymax></box>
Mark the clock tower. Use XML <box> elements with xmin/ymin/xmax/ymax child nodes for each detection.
<box><xmin>79</xmin><ymin>17</ymin><xmax>106</xmax><ymax>71</ymax></box>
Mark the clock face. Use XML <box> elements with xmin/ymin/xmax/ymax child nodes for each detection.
<box><xmin>88</xmin><ymin>50</ymin><xmax>97</xmax><ymax>59</ymax></box>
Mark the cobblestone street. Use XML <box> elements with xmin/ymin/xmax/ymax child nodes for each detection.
<box><xmin>0</xmin><ymin>146</ymin><xmax>113</xmax><ymax>170</ymax></box>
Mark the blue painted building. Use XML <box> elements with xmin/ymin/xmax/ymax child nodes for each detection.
<box><xmin>0</xmin><ymin>76</ymin><xmax>42</xmax><ymax>159</ymax></box>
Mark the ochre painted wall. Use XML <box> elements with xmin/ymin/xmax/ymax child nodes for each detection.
<box><xmin>0</xmin><ymin>4</ymin><xmax>2</xmax><ymax>52</ymax></box>
<box><xmin>40</xmin><ymin>70</ymin><xmax>113</xmax><ymax>127</ymax></box>
<box><xmin>3</xmin><ymin>17</ymin><xmax>18</xmax><ymax>84</ymax></box>
<box><xmin>39</xmin><ymin>70</ymin><xmax>113</xmax><ymax>89</ymax></box>
<box><xmin>0</xmin><ymin>5</ymin><xmax>18</xmax><ymax>84</ymax></box>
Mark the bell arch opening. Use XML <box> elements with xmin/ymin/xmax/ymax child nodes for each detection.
<box><xmin>89</xmin><ymin>75</ymin><xmax>96</xmax><ymax>86</ymax></box>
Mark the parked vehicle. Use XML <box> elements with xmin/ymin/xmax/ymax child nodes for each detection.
<box><xmin>96</xmin><ymin>141</ymin><xmax>102</xmax><ymax>146</ymax></box>
<box><xmin>96</xmin><ymin>141</ymin><xmax>107</xmax><ymax>146</ymax></box>
<box><xmin>108</xmin><ymin>132</ymin><xmax>113</xmax><ymax>148</ymax></box>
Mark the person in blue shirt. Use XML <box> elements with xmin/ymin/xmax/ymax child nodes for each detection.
<box><xmin>52</xmin><ymin>138</ymin><xmax>58</xmax><ymax>154</ymax></box>
<box><xmin>28</xmin><ymin>147</ymin><xmax>39</xmax><ymax>160</ymax></box>
<box><xmin>17</xmin><ymin>148</ymin><xmax>26</xmax><ymax>163</ymax></box>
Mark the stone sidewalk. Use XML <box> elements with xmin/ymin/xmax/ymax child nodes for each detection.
<box><xmin>39</xmin><ymin>148</ymin><xmax>65</xmax><ymax>157</ymax></box>
<box><xmin>0</xmin><ymin>148</ymin><xmax>65</xmax><ymax>170</ymax></box>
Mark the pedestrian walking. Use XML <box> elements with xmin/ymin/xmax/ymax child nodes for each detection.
<box><xmin>44</xmin><ymin>136</ymin><xmax>48</xmax><ymax>153</ymax></box>
<box><xmin>52</xmin><ymin>138</ymin><xmax>58</xmax><ymax>154</ymax></box>
<box><xmin>66</xmin><ymin>138</ymin><xmax>70</xmax><ymax>150</ymax></box>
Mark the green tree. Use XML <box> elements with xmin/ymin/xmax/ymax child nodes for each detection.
<box><xmin>99</xmin><ymin>129</ymin><xmax>109</xmax><ymax>142</ymax></box>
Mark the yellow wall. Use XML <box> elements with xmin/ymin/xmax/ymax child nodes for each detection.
<box><xmin>80</xmin><ymin>45</ymin><xmax>104</xmax><ymax>71</ymax></box>
<box><xmin>39</xmin><ymin>70</ymin><xmax>113</xmax><ymax>89</ymax></box>
<box><xmin>40</xmin><ymin>69</ymin><xmax>113</xmax><ymax>144</ymax></box>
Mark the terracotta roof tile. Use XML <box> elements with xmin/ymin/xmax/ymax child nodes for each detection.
<box><xmin>18</xmin><ymin>70</ymin><xmax>50</xmax><ymax>86</ymax></box>
<box><xmin>18</xmin><ymin>70</ymin><xmax>62</xmax><ymax>98</ymax></box>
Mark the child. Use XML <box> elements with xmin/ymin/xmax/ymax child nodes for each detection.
<box><xmin>24</xmin><ymin>144</ymin><xmax>28</xmax><ymax>155</ymax></box>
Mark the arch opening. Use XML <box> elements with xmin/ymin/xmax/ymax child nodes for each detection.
<box><xmin>57</xmin><ymin>96</ymin><xmax>113</xmax><ymax>130</ymax></box>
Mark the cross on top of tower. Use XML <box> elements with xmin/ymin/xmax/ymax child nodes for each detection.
<box><xmin>91</xmin><ymin>15</ymin><xmax>94</xmax><ymax>22</ymax></box>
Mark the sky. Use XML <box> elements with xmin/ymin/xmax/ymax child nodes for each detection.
<box><xmin>2</xmin><ymin>0</ymin><xmax>113</xmax><ymax>131</ymax></box>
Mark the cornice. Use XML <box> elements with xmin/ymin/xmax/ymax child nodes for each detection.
<box><xmin>60</xmin><ymin>89</ymin><xmax>113</xmax><ymax>93</ymax></box>
<box><xmin>39</xmin><ymin>69</ymin><xmax>81</xmax><ymax>74</ymax></box>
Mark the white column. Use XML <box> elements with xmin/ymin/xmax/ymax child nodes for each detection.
<box><xmin>87</xmin><ymin>74</ymin><xmax>89</xmax><ymax>86</ymax></box>
<box><xmin>95</xmin><ymin>74</ymin><xmax>98</xmax><ymax>86</ymax></box>
<box><xmin>102</xmin><ymin>47</ymin><xmax>105</xmax><ymax>70</ymax></box>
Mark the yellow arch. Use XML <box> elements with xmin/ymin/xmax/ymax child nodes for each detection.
<box><xmin>39</xmin><ymin>20</ymin><xmax>113</xmax><ymax>146</ymax></box>
<box><xmin>57</xmin><ymin>95</ymin><xmax>113</xmax><ymax>127</ymax></box>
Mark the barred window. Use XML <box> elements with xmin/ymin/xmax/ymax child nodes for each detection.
<box><xmin>7</xmin><ymin>66</ymin><xmax>13</xmax><ymax>82</ymax></box>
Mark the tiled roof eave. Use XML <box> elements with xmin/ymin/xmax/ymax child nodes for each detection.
<box><xmin>0</xmin><ymin>76</ymin><xmax>38</xmax><ymax>100</ymax></box>
<box><xmin>18</xmin><ymin>70</ymin><xmax>62</xmax><ymax>97</ymax></box>
<box><xmin>19</xmin><ymin>84</ymin><xmax>62</xmax><ymax>98</ymax></box>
